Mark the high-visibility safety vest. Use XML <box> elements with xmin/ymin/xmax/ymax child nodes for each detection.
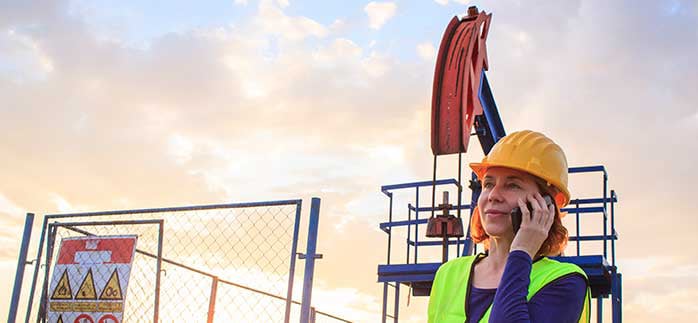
<box><xmin>428</xmin><ymin>253</ymin><xmax>590</xmax><ymax>323</ymax></box>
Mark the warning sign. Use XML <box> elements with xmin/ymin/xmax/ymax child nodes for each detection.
<box><xmin>51</xmin><ymin>270</ymin><xmax>73</xmax><ymax>300</ymax></box>
<box><xmin>75</xmin><ymin>269</ymin><xmax>97</xmax><ymax>300</ymax></box>
<box><xmin>47</xmin><ymin>235</ymin><xmax>137</xmax><ymax>323</ymax></box>
<box><xmin>99</xmin><ymin>269</ymin><xmax>122</xmax><ymax>300</ymax></box>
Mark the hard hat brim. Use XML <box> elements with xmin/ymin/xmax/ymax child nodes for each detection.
<box><xmin>469</xmin><ymin>161</ymin><xmax>570</xmax><ymax>208</ymax></box>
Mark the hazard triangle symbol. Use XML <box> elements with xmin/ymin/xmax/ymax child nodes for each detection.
<box><xmin>99</xmin><ymin>269</ymin><xmax>123</xmax><ymax>300</ymax></box>
<box><xmin>56</xmin><ymin>314</ymin><xmax>64</xmax><ymax>323</ymax></box>
<box><xmin>50</xmin><ymin>269</ymin><xmax>72</xmax><ymax>300</ymax></box>
<box><xmin>75</xmin><ymin>268</ymin><xmax>97</xmax><ymax>300</ymax></box>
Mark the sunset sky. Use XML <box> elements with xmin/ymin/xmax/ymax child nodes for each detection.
<box><xmin>2</xmin><ymin>0</ymin><xmax>697</xmax><ymax>322</ymax></box>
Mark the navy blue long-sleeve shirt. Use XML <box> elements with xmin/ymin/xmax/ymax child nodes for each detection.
<box><xmin>466</xmin><ymin>250</ymin><xmax>587</xmax><ymax>322</ymax></box>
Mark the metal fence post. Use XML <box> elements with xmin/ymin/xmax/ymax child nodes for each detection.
<box><xmin>154</xmin><ymin>220</ymin><xmax>164</xmax><ymax>323</ymax></box>
<box><xmin>300</xmin><ymin>198</ymin><xmax>321</xmax><ymax>323</ymax></box>
<box><xmin>393</xmin><ymin>283</ymin><xmax>399</xmax><ymax>323</ymax></box>
<box><xmin>285</xmin><ymin>200</ymin><xmax>303</xmax><ymax>323</ymax></box>
<box><xmin>38</xmin><ymin>224</ymin><xmax>58</xmax><ymax>323</ymax></box>
<box><xmin>24</xmin><ymin>216</ymin><xmax>48</xmax><ymax>323</ymax></box>
<box><xmin>207</xmin><ymin>276</ymin><xmax>219</xmax><ymax>323</ymax></box>
<box><xmin>8</xmin><ymin>213</ymin><xmax>34</xmax><ymax>323</ymax></box>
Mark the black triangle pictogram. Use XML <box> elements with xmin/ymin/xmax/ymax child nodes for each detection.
<box><xmin>99</xmin><ymin>269</ymin><xmax>123</xmax><ymax>300</ymax></box>
<box><xmin>50</xmin><ymin>269</ymin><xmax>72</xmax><ymax>300</ymax></box>
<box><xmin>56</xmin><ymin>314</ymin><xmax>64</xmax><ymax>323</ymax></box>
<box><xmin>75</xmin><ymin>268</ymin><xmax>97</xmax><ymax>300</ymax></box>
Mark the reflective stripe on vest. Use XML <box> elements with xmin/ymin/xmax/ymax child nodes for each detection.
<box><xmin>427</xmin><ymin>253</ymin><xmax>591</xmax><ymax>323</ymax></box>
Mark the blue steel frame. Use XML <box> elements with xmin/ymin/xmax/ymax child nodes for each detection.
<box><xmin>379</xmin><ymin>179</ymin><xmax>463</xmax><ymax>322</ymax></box>
<box><xmin>380</xmin><ymin>179</ymin><xmax>467</xmax><ymax>265</ymax></box>
<box><xmin>12</xmin><ymin>199</ymin><xmax>318</xmax><ymax>323</ymax></box>
<box><xmin>300</xmin><ymin>197</ymin><xmax>322</xmax><ymax>323</ymax></box>
<box><xmin>377</xmin><ymin>166</ymin><xmax>623</xmax><ymax>322</ymax></box>
<box><xmin>477</xmin><ymin>72</ymin><xmax>506</xmax><ymax>148</ymax></box>
<box><xmin>8</xmin><ymin>213</ymin><xmax>34</xmax><ymax>323</ymax></box>
<box><xmin>555</xmin><ymin>166</ymin><xmax>622</xmax><ymax>323</ymax></box>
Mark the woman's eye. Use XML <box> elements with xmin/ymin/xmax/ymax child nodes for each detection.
<box><xmin>483</xmin><ymin>182</ymin><xmax>494</xmax><ymax>188</ymax></box>
<box><xmin>507</xmin><ymin>183</ymin><xmax>521</xmax><ymax>189</ymax></box>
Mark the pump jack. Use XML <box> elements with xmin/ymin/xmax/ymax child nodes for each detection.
<box><xmin>377</xmin><ymin>6</ymin><xmax>622</xmax><ymax>322</ymax></box>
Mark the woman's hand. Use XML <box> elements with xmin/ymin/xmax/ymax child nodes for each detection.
<box><xmin>510</xmin><ymin>192</ymin><xmax>555</xmax><ymax>258</ymax></box>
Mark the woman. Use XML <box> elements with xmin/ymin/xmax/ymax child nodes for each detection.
<box><xmin>428</xmin><ymin>130</ymin><xmax>590</xmax><ymax>323</ymax></box>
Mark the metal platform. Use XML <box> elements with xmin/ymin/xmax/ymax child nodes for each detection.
<box><xmin>378</xmin><ymin>255</ymin><xmax>615</xmax><ymax>298</ymax></box>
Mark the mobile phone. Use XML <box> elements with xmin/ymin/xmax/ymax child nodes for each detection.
<box><xmin>511</xmin><ymin>195</ymin><xmax>553</xmax><ymax>234</ymax></box>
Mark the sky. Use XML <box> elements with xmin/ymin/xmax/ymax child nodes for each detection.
<box><xmin>1</xmin><ymin>0</ymin><xmax>697</xmax><ymax>322</ymax></box>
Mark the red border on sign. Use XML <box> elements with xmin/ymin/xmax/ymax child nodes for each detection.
<box><xmin>74</xmin><ymin>313</ymin><xmax>94</xmax><ymax>323</ymax></box>
<box><xmin>97</xmin><ymin>314</ymin><xmax>119</xmax><ymax>323</ymax></box>
<box><xmin>57</xmin><ymin>238</ymin><xmax>136</xmax><ymax>264</ymax></box>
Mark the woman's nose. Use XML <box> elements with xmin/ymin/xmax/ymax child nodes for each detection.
<box><xmin>487</xmin><ymin>183</ymin><xmax>504</xmax><ymax>202</ymax></box>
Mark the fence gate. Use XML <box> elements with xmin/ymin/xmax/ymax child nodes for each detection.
<box><xmin>9</xmin><ymin>198</ymin><xmax>326</xmax><ymax>323</ymax></box>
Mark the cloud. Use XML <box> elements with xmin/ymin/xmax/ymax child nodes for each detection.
<box><xmin>0</xmin><ymin>0</ymin><xmax>428</xmax><ymax>224</ymax></box>
<box><xmin>433</xmin><ymin>0</ymin><xmax>475</xmax><ymax>6</ymax></box>
<box><xmin>416</xmin><ymin>41</ymin><xmax>436</xmax><ymax>61</ymax></box>
<box><xmin>0</xmin><ymin>194</ymin><xmax>27</xmax><ymax>260</ymax></box>
<box><xmin>256</xmin><ymin>1</ymin><xmax>328</xmax><ymax>41</ymax></box>
<box><xmin>683</xmin><ymin>110</ymin><xmax>698</xmax><ymax>127</ymax></box>
<box><xmin>0</xmin><ymin>28</ymin><xmax>54</xmax><ymax>82</ymax></box>
<box><xmin>50</xmin><ymin>193</ymin><xmax>92</xmax><ymax>213</ymax></box>
<box><xmin>167</xmin><ymin>133</ymin><xmax>195</xmax><ymax>165</ymax></box>
<box><xmin>361</xmin><ymin>51</ymin><xmax>391</xmax><ymax>78</ymax></box>
<box><xmin>620</xmin><ymin>259</ymin><xmax>698</xmax><ymax>321</ymax></box>
<box><xmin>328</xmin><ymin>18</ymin><xmax>347</xmax><ymax>34</ymax></box>
<box><xmin>364</xmin><ymin>1</ymin><xmax>397</xmax><ymax>30</ymax></box>
<box><xmin>630</xmin><ymin>289</ymin><xmax>698</xmax><ymax>319</ymax></box>
<box><xmin>313</xmin><ymin>37</ymin><xmax>363</xmax><ymax>63</ymax></box>
<box><xmin>275</xmin><ymin>0</ymin><xmax>290</xmax><ymax>8</ymax></box>
<box><xmin>0</xmin><ymin>193</ymin><xmax>23</xmax><ymax>215</ymax></box>
<box><xmin>0</xmin><ymin>193</ymin><xmax>24</xmax><ymax>225</ymax></box>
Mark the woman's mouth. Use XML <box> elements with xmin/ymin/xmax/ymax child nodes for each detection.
<box><xmin>485</xmin><ymin>210</ymin><xmax>509</xmax><ymax>217</ymax></box>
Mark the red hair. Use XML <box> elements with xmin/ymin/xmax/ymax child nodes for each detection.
<box><xmin>470</xmin><ymin>178</ymin><xmax>569</xmax><ymax>256</ymax></box>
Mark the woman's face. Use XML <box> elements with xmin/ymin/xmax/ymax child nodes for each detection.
<box><xmin>478</xmin><ymin>167</ymin><xmax>540</xmax><ymax>239</ymax></box>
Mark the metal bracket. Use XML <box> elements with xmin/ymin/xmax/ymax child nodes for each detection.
<box><xmin>297</xmin><ymin>252</ymin><xmax>323</xmax><ymax>260</ymax></box>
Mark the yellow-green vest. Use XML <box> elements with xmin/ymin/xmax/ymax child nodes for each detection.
<box><xmin>428</xmin><ymin>253</ymin><xmax>590</xmax><ymax>323</ymax></box>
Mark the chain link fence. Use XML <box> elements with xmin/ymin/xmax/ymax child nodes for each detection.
<box><xmin>19</xmin><ymin>200</ymin><xmax>339</xmax><ymax>322</ymax></box>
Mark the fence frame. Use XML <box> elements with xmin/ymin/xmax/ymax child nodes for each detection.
<box><xmin>14</xmin><ymin>199</ymin><xmax>309</xmax><ymax>323</ymax></box>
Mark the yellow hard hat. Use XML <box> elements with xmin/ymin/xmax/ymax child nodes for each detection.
<box><xmin>469</xmin><ymin>130</ymin><xmax>571</xmax><ymax>207</ymax></box>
